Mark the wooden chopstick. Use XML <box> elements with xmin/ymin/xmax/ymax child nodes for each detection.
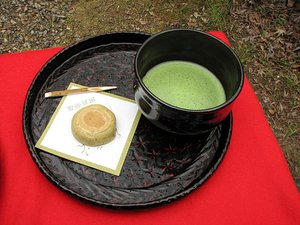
<box><xmin>44</xmin><ymin>86</ymin><xmax>117</xmax><ymax>98</ymax></box>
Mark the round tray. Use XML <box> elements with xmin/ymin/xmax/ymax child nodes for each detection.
<box><xmin>23</xmin><ymin>32</ymin><xmax>232</xmax><ymax>209</ymax></box>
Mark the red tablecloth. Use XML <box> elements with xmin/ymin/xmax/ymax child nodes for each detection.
<box><xmin>0</xmin><ymin>32</ymin><xmax>299</xmax><ymax>225</ymax></box>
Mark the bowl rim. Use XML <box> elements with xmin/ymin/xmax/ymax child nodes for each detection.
<box><xmin>134</xmin><ymin>28</ymin><xmax>244</xmax><ymax>113</ymax></box>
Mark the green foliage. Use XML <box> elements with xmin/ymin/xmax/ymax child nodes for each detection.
<box><xmin>204</xmin><ymin>0</ymin><xmax>232</xmax><ymax>30</ymax></box>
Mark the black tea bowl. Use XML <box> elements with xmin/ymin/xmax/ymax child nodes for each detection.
<box><xmin>134</xmin><ymin>29</ymin><xmax>244</xmax><ymax>135</ymax></box>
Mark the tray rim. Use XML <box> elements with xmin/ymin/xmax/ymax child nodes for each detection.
<box><xmin>22</xmin><ymin>32</ymin><xmax>232</xmax><ymax>209</ymax></box>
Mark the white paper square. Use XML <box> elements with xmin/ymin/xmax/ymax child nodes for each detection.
<box><xmin>36</xmin><ymin>83</ymin><xmax>141</xmax><ymax>176</ymax></box>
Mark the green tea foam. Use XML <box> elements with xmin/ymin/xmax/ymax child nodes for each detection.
<box><xmin>142</xmin><ymin>60</ymin><xmax>226</xmax><ymax>110</ymax></box>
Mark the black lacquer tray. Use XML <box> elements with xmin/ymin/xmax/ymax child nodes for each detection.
<box><xmin>23</xmin><ymin>33</ymin><xmax>232</xmax><ymax>209</ymax></box>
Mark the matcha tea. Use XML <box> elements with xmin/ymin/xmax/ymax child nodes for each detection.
<box><xmin>142</xmin><ymin>61</ymin><xmax>226</xmax><ymax>110</ymax></box>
